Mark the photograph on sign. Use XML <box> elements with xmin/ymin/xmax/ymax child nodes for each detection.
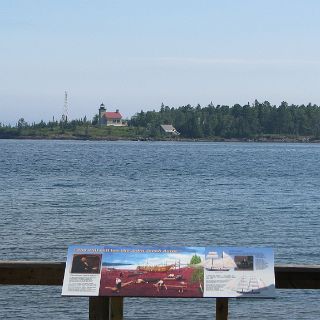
<box><xmin>70</xmin><ymin>254</ymin><xmax>102</xmax><ymax>274</ymax></box>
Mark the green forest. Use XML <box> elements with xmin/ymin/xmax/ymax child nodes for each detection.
<box><xmin>130</xmin><ymin>101</ymin><xmax>320</xmax><ymax>139</ymax></box>
<box><xmin>1</xmin><ymin>100</ymin><xmax>320</xmax><ymax>140</ymax></box>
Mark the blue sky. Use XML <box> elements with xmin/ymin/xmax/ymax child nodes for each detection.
<box><xmin>1</xmin><ymin>0</ymin><xmax>319</xmax><ymax>124</ymax></box>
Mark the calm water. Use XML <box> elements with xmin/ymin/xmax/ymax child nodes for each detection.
<box><xmin>0</xmin><ymin>140</ymin><xmax>319</xmax><ymax>319</ymax></box>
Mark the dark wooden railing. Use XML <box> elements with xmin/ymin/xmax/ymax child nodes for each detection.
<box><xmin>0</xmin><ymin>262</ymin><xmax>319</xmax><ymax>320</ymax></box>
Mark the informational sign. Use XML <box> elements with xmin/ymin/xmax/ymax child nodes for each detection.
<box><xmin>62</xmin><ymin>245</ymin><xmax>275</xmax><ymax>298</ymax></box>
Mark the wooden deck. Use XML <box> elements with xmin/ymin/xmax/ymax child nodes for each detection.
<box><xmin>0</xmin><ymin>261</ymin><xmax>319</xmax><ymax>319</ymax></box>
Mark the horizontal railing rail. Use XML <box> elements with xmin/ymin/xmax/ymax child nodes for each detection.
<box><xmin>0</xmin><ymin>261</ymin><xmax>319</xmax><ymax>320</ymax></box>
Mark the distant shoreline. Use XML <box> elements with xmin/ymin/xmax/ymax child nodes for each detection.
<box><xmin>1</xmin><ymin>135</ymin><xmax>319</xmax><ymax>143</ymax></box>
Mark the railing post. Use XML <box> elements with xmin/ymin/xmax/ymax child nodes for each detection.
<box><xmin>89</xmin><ymin>296</ymin><xmax>110</xmax><ymax>320</ymax></box>
<box><xmin>216</xmin><ymin>298</ymin><xmax>228</xmax><ymax>320</ymax></box>
<box><xmin>109</xmin><ymin>297</ymin><xmax>124</xmax><ymax>320</ymax></box>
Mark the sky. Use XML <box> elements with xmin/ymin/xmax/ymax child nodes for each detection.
<box><xmin>103</xmin><ymin>250</ymin><xmax>205</xmax><ymax>269</ymax></box>
<box><xmin>69</xmin><ymin>245</ymin><xmax>205</xmax><ymax>270</ymax></box>
<box><xmin>1</xmin><ymin>0</ymin><xmax>320</xmax><ymax>124</ymax></box>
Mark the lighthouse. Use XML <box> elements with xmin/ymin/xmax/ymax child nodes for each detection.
<box><xmin>98</xmin><ymin>103</ymin><xmax>106</xmax><ymax>125</ymax></box>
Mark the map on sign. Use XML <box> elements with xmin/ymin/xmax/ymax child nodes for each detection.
<box><xmin>62</xmin><ymin>245</ymin><xmax>275</xmax><ymax>298</ymax></box>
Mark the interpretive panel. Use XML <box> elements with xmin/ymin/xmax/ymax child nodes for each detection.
<box><xmin>62</xmin><ymin>245</ymin><xmax>275</xmax><ymax>298</ymax></box>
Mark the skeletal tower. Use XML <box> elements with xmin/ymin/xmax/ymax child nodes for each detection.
<box><xmin>62</xmin><ymin>91</ymin><xmax>68</xmax><ymax>122</ymax></box>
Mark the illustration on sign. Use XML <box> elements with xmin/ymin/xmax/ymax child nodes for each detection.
<box><xmin>62</xmin><ymin>245</ymin><xmax>275</xmax><ymax>298</ymax></box>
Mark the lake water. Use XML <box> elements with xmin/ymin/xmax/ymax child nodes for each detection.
<box><xmin>0</xmin><ymin>140</ymin><xmax>319</xmax><ymax>319</ymax></box>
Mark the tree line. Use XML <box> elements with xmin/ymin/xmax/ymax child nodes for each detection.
<box><xmin>129</xmin><ymin>101</ymin><xmax>320</xmax><ymax>138</ymax></box>
<box><xmin>1</xmin><ymin>100</ymin><xmax>320</xmax><ymax>139</ymax></box>
<box><xmin>0</xmin><ymin>117</ymin><xmax>91</xmax><ymax>138</ymax></box>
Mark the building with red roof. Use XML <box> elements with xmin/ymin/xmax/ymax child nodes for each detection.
<box><xmin>98</xmin><ymin>103</ymin><xmax>127</xmax><ymax>126</ymax></box>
